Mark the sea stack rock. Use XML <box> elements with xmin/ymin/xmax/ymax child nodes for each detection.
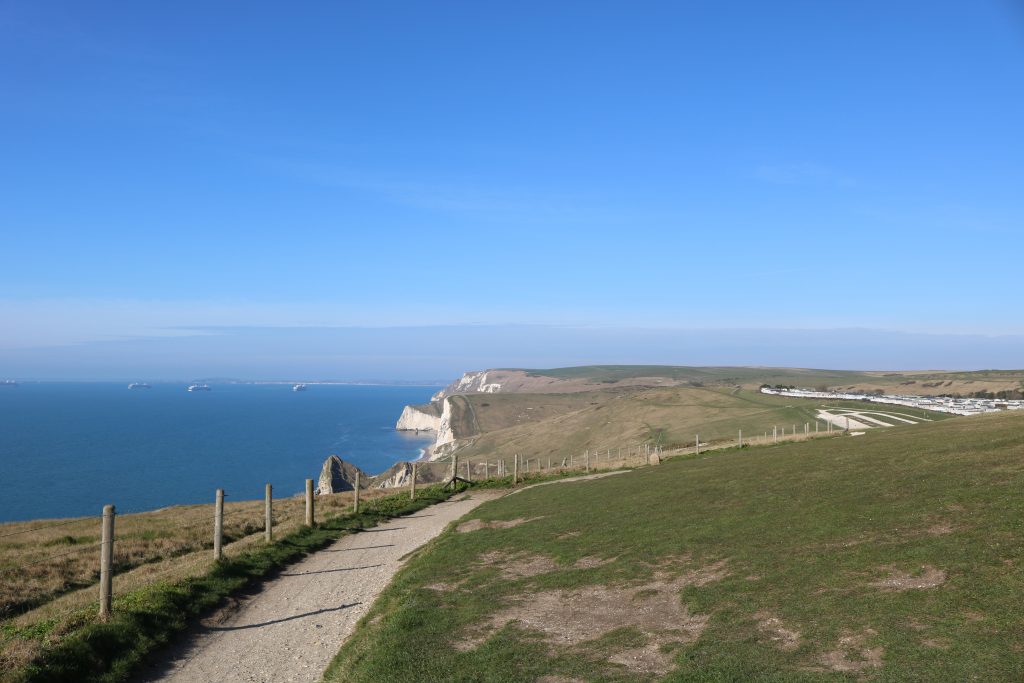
<box><xmin>316</xmin><ymin>455</ymin><xmax>367</xmax><ymax>494</ymax></box>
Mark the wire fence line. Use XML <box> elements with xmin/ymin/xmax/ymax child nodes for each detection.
<box><xmin>2</xmin><ymin>418</ymin><xmax>846</xmax><ymax>618</ymax></box>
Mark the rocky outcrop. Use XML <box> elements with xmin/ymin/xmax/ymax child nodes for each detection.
<box><xmin>316</xmin><ymin>455</ymin><xmax>368</xmax><ymax>494</ymax></box>
<box><xmin>395</xmin><ymin>402</ymin><xmax>443</xmax><ymax>431</ymax></box>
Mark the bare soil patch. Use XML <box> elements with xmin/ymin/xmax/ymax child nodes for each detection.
<box><xmin>478</xmin><ymin>551</ymin><xmax>559</xmax><ymax>579</ymax></box>
<box><xmin>870</xmin><ymin>565</ymin><xmax>946</xmax><ymax>591</ymax></box>
<box><xmin>756</xmin><ymin>612</ymin><xmax>801</xmax><ymax>651</ymax></box>
<box><xmin>818</xmin><ymin>629</ymin><xmax>883</xmax><ymax>673</ymax></box>
<box><xmin>456</xmin><ymin>516</ymin><xmax>544</xmax><ymax>533</ymax></box>
<box><xmin>607</xmin><ymin>643</ymin><xmax>674</xmax><ymax>675</ymax></box>
<box><xmin>456</xmin><ymin>561</ymin><xmax>727</xmax><ymax>676</ymax></box>
<box><xmin>574</xmin><ymin>556</ymin><xmax>613</xmax><ymax>569</ymax></box>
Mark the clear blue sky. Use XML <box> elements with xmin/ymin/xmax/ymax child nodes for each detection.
<box><xmin>2</xmin><ymin>1</ymin><xmax>1022</xmax><ymax>378</ymax></box>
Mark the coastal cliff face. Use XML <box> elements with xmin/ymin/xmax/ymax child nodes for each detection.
<box><xmin>316</xmin><ymin>455</ymin><xmax>451</xmax><ymax>491</ymax></box>
<box><xmin>395</xmin><ymin>403</ymin><xmax>442</xmax><ymax>431</ymax></box>
<box><xmin>432</xmin><ymin>371</ymin><xmax>505</xmax><ymax>401</ymax></box>
<box><xmin>435</xmin><ymin>397</ymin><xmax>456</xmax><ymax>448</ymax></box>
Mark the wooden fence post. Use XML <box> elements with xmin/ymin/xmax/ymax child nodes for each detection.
<box><xmin>99</xmin><ymin>504</ymin><xmax>115</xmax><ymax>620</ymax></box>
<box><xmin>484</xmin><ymin>460</ymin><xmax>489</xmax><ymax>479</ymax></box>
<box><xmin>305</xmin><ymin>479</ymin><xmax>314</xmax><ymax>526</ymax></box>
<box><xmin>213</xmin><ymin>489</ymin><xmax>224</xmax><ymax>560</ymax></box>
<box><xmin>410</xmin><ymin>461</ymin><xmax>418</xmax><ymax>500</ymax></box>
<box><xmin>353</xmin><ymin>471</ymin><xmax>361</xmax><ymax>513</ymax></box>
<box><xmin>465</xmin><ymin>460</ymin><xmax>471</xmax><ymax>481</ymax></box>
<box><xmin>696</xmin><ymin>435</ymin><xmax>700</xmax><ymax>456</ymax></box>
<box><xmin>513</xmin><ymin>453</ymin><xmax>519</xmax><ymax>483</ymax></box>
<box><xmin>265</xmin><ymin>484</ymin><xmax>273</xmax><ymax>543</ymax></box>
<box><xmin>585</xmin><ymin>450</ymin><xmax>591</xmax><ymax>473</ymax></box>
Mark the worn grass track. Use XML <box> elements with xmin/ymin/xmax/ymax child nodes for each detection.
<box><xmin>325</xmin><ymin>411</ymin><xmax>1024</xmax><ymax>682</ymax></box>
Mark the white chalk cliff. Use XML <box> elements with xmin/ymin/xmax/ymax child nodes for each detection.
<box><xmin>431</xmin><ymin>371</ymin><xmax>503</xmax><ymax>401</ymax></box>
<box><xmin>395</xmin><ymin>404</ymin><xmax>442</xmax><ymax>432</ymax></box>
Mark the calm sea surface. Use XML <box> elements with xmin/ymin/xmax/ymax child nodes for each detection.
<box><xmin>0</xmin><ymin>383</ymin><xmax>438</xmax><ymax>522</ymax></box>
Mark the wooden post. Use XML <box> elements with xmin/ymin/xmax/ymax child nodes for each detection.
<box><xmin>99</xmin><ymin>504</ymin><xmax>115</xmax><ymax>620</ymax></box>
<box><xmin>484</xmin><ymin>460</ymin><xmax>489</xmax><ymax>479</ymax></box>
<box><xmin>774</xmin><ymin>426</ymin><xmax>778</xmax><ymax>443</ymax></box>
<box><xmin>410</xmin><ymin>462</ymin><xmax>417</xmax><ymax>499</ymax></box>
<box><xmin>547</xmin><ymin>456</ymin><xmax>551</xmax><ymax>470</ymax></box>
<box><xmin>305</xmin><ymin>479</ymin><xmax>314</xmax><ymax>527</ymax></box>
<box><xmin>695</xmin><ymin>435</ymin><xmax>700</xmax><ymax>455</ymax></box>
<box><xmin>353</xmin><ymin>471</ymin><xmax>361</xmax><ymax>513</ymax></box>
<box><xmin>739</xmin><ymin>429</ymin><xmax>743</xmax><ymax>447</ymax></box>
<box><xmin>213</xmin><ymin>489</ymin><xmax>224</xmax><ymax>560</ymax></box>
<box><xmin>450</xmin><ymin>454</ymin><xmax>459</xmax><ymax>482</ymax></box>
<box><xmin>585</xmin><ymin>450</ymin><xmax>590</xmax><ymax>473</ymax></box>
<box><xmin>465</xmin><ymin>460</ymin><xmax>471</xmax><ymax>481</ymax></box>
<box><xmin>264</xmin><ymin>484</ymin><xmax>273</xmax><ymax>543</ymax></box>
<box><xmin>513</xmin><ymin>453</ymin><xmax>519</xmax><ymax>483</ymax></box>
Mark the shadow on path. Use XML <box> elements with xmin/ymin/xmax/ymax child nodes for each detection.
<box><xmin>207</xmin><ymin>603</ymin><xmax>362</xmax><ymax>631</ymax></box>
<box><xmin>280</xmin><ymin>564</ymin><xmax>382</xmax><ymax>577</ymax></box>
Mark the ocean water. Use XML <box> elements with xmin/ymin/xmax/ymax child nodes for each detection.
<box><xmin>0</xmin><ymin>383</ymin><xmax>438</xmax><ymax>523</ymax></box>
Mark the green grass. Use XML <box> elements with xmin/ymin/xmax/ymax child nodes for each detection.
<box><xmin>2</xmin><ymin>484</ymin><xmax>463</xmax><ymax>683</ymax></box>
<box><xmin>325</xmin><ymin>412</ymin><xmax>1024</xmax><ymax>682</ymax></box>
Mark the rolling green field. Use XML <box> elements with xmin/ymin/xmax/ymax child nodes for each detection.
<box><xmin>326</xmin><ymin>411</ymin><xmax>1024</xmax><ymax>681</ymax></box>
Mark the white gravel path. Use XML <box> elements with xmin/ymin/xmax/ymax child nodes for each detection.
<box><xmin>136</xmin><ymin>490</ymin><xmax>504</xmax><ymax>683</ymax></box>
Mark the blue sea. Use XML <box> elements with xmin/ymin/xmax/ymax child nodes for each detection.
<box><xmin>0</xmin><ymin>383</ymin><xmax>438</xmax><ymax>523</ymax></box>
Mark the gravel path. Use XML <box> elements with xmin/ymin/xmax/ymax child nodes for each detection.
<box><xmin>137</xmin><ymin>490</ymin><xmax>504</xmax><ymax>683</ymax></box>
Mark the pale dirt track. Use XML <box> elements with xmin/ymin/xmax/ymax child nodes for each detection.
<box><xmin>136</xmin><ymin>490</ymin><xmax>504</xmax><ymax>683</ymax></box>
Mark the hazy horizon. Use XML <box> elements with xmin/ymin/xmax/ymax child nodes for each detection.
<box><xmin>4</xmin><ymin>324</ymin><xmax>1024</xmax><ymax>382</ymax></box>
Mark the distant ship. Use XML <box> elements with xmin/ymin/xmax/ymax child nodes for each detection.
<box><xmin>0</xmin><ymin>380</ymin><xmax>17</xmax><ymax>387</ymax></box>
<box><xmin>128</xmin><ymin>383</ymin><xmax>152</xmax><ymax>390</ymax></box>
<box><xmin>187</xmin><ymin>384</ymin><xmax>211</xmax><ymax>392</ymax></box>
<box><xmin>292</xmin><ymin>384</ymin><xmax>307</xmax><ymax>392</ymax></box>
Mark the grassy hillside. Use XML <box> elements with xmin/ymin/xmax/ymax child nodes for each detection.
<box><xmin>326</xmin><ymin>411</ymin><xmax>1024</xmax><ymax>681</ymax></box>
<box><xmin>519</xmin><ymin>365</ymin><xmax>873</xmax><ymax>387</ymax></box>
<box><xmin>441</xmin><ymin>386</ymin><xmax>951</xmax><ymax>466</ymax></box>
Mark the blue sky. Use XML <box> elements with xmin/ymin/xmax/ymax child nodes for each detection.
<box><xmin>2</xmin><ymin>1</ymin><xmax>1022</xmax><ymax>378</ymax></box>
